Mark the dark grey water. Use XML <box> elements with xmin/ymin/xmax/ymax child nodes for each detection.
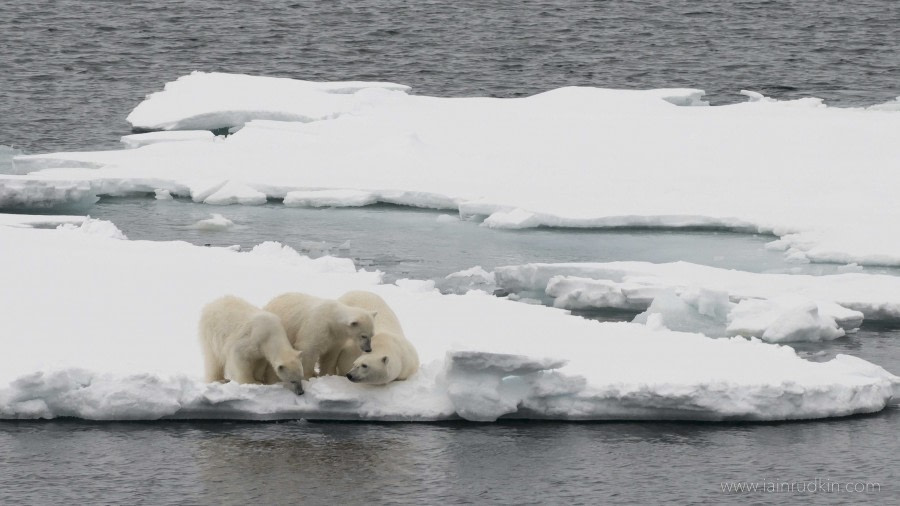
<box><xmin>2</xmin><ymin>0</ymin><xmax>899</xmax><ymax>153</ymax></box>
<box><xmin>1</xmin><ymin>405</ymin><xmax>896</xmax><ymax>505</ymax></box>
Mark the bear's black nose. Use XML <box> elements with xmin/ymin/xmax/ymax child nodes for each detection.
<box><xmin>346</xmin><ymin>374</ymin><xmax>352</xmax><ymax>380</ymax></box>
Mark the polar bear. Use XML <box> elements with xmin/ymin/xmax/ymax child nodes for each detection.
<box><xmin>198</xmin><ymin>295</ymin><xmax>305</xmax><ymax>394</ymax></box>
<box><xmin>263</xmin><ymin>292</ymin><xmax>376</xmax><ymax>379</ymax></box>
<box><xmin>335</xmin><ymin>290</ymin><xmax>419</xmax><ymax>385</ymax></box>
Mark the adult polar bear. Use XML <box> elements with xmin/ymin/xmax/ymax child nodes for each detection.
<box><xmin>264</xmin><ymin>292</ymin><xmax>376</xmax><ymax>379</ymax></box>
<box><xmin>336</xmin><ymin>290</ymin><xmax>420</xmax><ymax>385</ymax></box>
<box><xmin>198</xmin><ymin>295</ymin><xmax>305</xmax><ymax>394</ymax></box>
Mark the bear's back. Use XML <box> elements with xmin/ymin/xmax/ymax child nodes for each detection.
<box><xmin>338</xmin><ymin>290</ymin><xmax>404</xmax><ymax>338</ymax></box>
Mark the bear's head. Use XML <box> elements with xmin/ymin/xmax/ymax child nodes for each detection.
<box><xmin>345</xmin><ymin>353</ymin><xmax>392</xmax><ymax>385</ymax></box>
<box><xmin>342</xmin><ymin>307</ymin><xmax>377</xmax><ymax>353</ymax></box>
<box><xmin>274</xmin><ymin>351</ymin><xmax>305</xmax><ymax>394</ymax></box>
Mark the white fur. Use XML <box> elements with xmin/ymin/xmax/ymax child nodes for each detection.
<box><xmin>198</xmin><ymin>295</ymin><xmax>305</xmax><ymax>394</ymax></box>
<box><xmin>337</xmin><ymin>290</ymin><xmax>420</xmax><ymax>385</ymax></box>
<box><xmin>264</xmin><ymin>292</ymin><xmax>376</xmax><ymax>379</ymax></box>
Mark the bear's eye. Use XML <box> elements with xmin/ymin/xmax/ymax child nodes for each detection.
<box><xmin>361</xmin><ymin>364</ymin><xmax>368</xmax><ymax>369</ymax></box>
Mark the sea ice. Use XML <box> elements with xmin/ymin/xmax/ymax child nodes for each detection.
<box><xmin>0</xmin><ymin>216</ymin><xmax>896</xmax><ymax>421</ymax></box>
<box><xmin>189</xmin><ymin>213</ymin><xmax>234</xmax><ymax>231</ymax></box>
<box><xmin>6</xmin><ymin>72</ymin><xmax>900</xmax><ymax>265</ymax></box>
<box><xmin>121</xmin><ymin>130</ymin><xmax>216</xmax><ymax>149</ymax></box>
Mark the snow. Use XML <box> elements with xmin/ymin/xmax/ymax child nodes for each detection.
<box><xmin>189</xmin><ymin>213</ymin><xmax>234</xmax><ymax>231</ymax></box>
<box><xmin>283</xmin><ymin>189</ymin><xmax>378</xmax><ymax>208</ymax></box>
<box><xmin>121</xmin><ymin>130</ymin><xmax>216</xmax><ymax>149</ymax></box>
<box><xmin>198</xmin><ymin>180</ymin><xmax>267</xmax><ymax>205</ymax></box>
<box><xmin>726</xmin><ymin>296</ymin><xmax>852</xmax><ymax>343</ymax></box>
<box><xmin>0</xmin><ymin>216</ymin><xmax>897</xmax><ymax>421</ymax></box>
<box><xmin>126</xmin><ymin>71</ymin><xmax>411</xmax><ymax>131</ymax></box>
<box><xmin>154</xmin><ymin>188</ymin><xmax>173</xmax><ymax>200</ymax></box>
<box><xmin>4</xmin><ymin>72</ymin><xmax>900</xmax><ymax>265</ymax></box>
<box><xmin>437</xmin><ymin>266</ymin><xmax>497</xmax><ymax>294</ymax></box>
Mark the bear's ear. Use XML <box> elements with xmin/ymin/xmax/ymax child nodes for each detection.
<box><xmin>382</xmin><ymin>356</ymin><xmax>389</xmax><ymax>364</ymax></box>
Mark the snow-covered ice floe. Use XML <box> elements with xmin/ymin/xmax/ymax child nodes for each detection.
<box><xmin>492</xmin><ymin>261</ymin><xmax>900</xmax><ymax>342</ymax></box>
<box><xmin>3</xmin><ymin>72</ymin><xmax>900</xmax><ymax>265</ymax></box>
<box><xmin>0</xmin><ymin>215</ymin><xmax>897</xmax><ymax>421</ymax></box>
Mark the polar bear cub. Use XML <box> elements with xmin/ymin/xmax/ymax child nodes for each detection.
<box><xmin>336</xmin><ymin>290</ymin><xmax>420</xmax><ymax>385</ymax></box>
<box><xmin>199</xmin><ymin>295</ymin><xmax>305</xmax><ymax>394</ymax></box>
<box><xmin>264</xmin><ymin>292</ymin><xmax>376</xmax><ymax>379</ymax></box>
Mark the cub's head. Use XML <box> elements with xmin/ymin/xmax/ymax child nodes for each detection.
<box><xmin>275</xmin><ymin>351</ymin><xmax>304</xmax><ymax>395</ymax></box>
<box><xmin>343</xmin><ymin>308</ymin><xmax>377</xmax><ymax>353</ymax></box>
<box><xmin>345</xmin><ymin>353</ymin><xmax>391</xmax><ymax>385</ymax></box>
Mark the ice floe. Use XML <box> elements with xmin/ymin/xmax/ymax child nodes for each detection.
<box><xmin>492</xmin><ymin>261</ymin><xmax>900</xmax><ymax>341</ymax></box>
<box><xmin>121</xmin><ymin>130</ymin><xmax>217</xmax><ymax>149</ymax></box>
<box><xmin>3</xmin><ymin>72</ymin><xmax>900</xmax><ymax>265</ymax></box>
<box><xmin>126</xmin><ymin>71</ymin><xmax>411</xmax><ymax>131</ymax></box>
<box><xmin>0</xmin><ymin>216</ymin><xmax>896</xmax><ymax>421</ymax></box>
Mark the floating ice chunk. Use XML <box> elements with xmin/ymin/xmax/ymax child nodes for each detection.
<box><xmin>0</xmin><ymin>145</ymin><xmax>25</xmax><ymax>174</ymax></box>
<box><xmin>283</xmin><ymin>189</ymin><xmax>378</xmax><ymax>208</ymax></box>
<box><xmin>739</xmin><ymin>90</ymin><xmax>770</xmax><ymax>102</ymax></box>
<box><xmin>495</xmin><ymin>261</ymin><xmax>900</xmax><ymax>321</ymax></box>
<box><xmin>121</xmin><ymin>130</ymin><xmax>216</xmax><ymax>149</ymax></box>
<box><xmin>127</xmin><ymin>71</ymin><xmax>411</xmax><ymax>131</ymax></box>
<box><xmin>189</xmin><ymin>213</ymin><xmax>234</xmax><ymax>231</ymax></box>
<box><xmin>633</xmin><ymin>288</ymin><xmax>734</xmax><ymax>337</ymax></box>
<box><xmin>547</xmin><ymin>275</ymin><xmax>656</xmax><ymax>310</ymax></box>
<box><xmin>726</xmin><ymin>296</ymin><xmax>854</xmax><ymax>343</ymax></box>
<box><xmin>201</xmin><ymin>181</ymin><xmax>266</xmax><ymax>206</ymax></box>
<box><xmin>0</xmin><ymin>213</ymin><xmax>85</xmax><ymax>228</ymax></box>
<box><xmin>154</xmin><ymin>188</ymin><xmax>173</xmax><ymax>200</ymax></box>
<box><xmin>57</xmin><ymin>217</ymin><xmax>127</xmax><ymax>240</ymax></box>
<box><xmin>868</xmin><ymin>97</ymin><xmax>900</xmax><ymax>112</ymax></box>
<box><xmin>436</xmin><ymin>213</ymin><xmax>459</xmax><ymax>223</ymax></box>
<box><xmin>437</xmin><ymin>266</ymin><xmax>497</xmax><ymax>294</ymax></box>
<box><xmin>482</xmin><ymin>208</ymin><xmax>541</xmax><ymax>229</ymax></box>
<box><xmin>0</xmin><ymin>177</ymin><xmax>99</xmax><ymax>211</ymax></box>
<box><xmin>444</xmin><ymin>351</ymin><xmax>567</xmax><ymax>422</ymax></box>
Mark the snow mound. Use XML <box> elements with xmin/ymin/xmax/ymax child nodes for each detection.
<box><xmin>127</xmin><ymin>71</ymin><xmax>411</xmax><ymax>131</ymax></box>
<box><xmin>726</xmin><ymin>296</ymin><xmax>852</xmax><ymax>343</ymax></box>
<box><xmin>57</xmin><ymin>217</ymin><xmax>127</xmax><ymax>240</ymax></box>
<box><xmin>0</xmin><ymin>222</ymin><xmax>896</xmax><ymax>421</ymax></box>
<box><xmin>437</xmin><ymin>266</ymin><xmax>497</xmax><ymax>294</ymax></box>
<box><xmin>189</xmin><ymin>213</ymin><xmax>234</xmax><ymax>231</ymax></box>
<box><xmin>631</xmin><ymin>289</ymin><xmax>859</xmax><ymax>342</ymax></box>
